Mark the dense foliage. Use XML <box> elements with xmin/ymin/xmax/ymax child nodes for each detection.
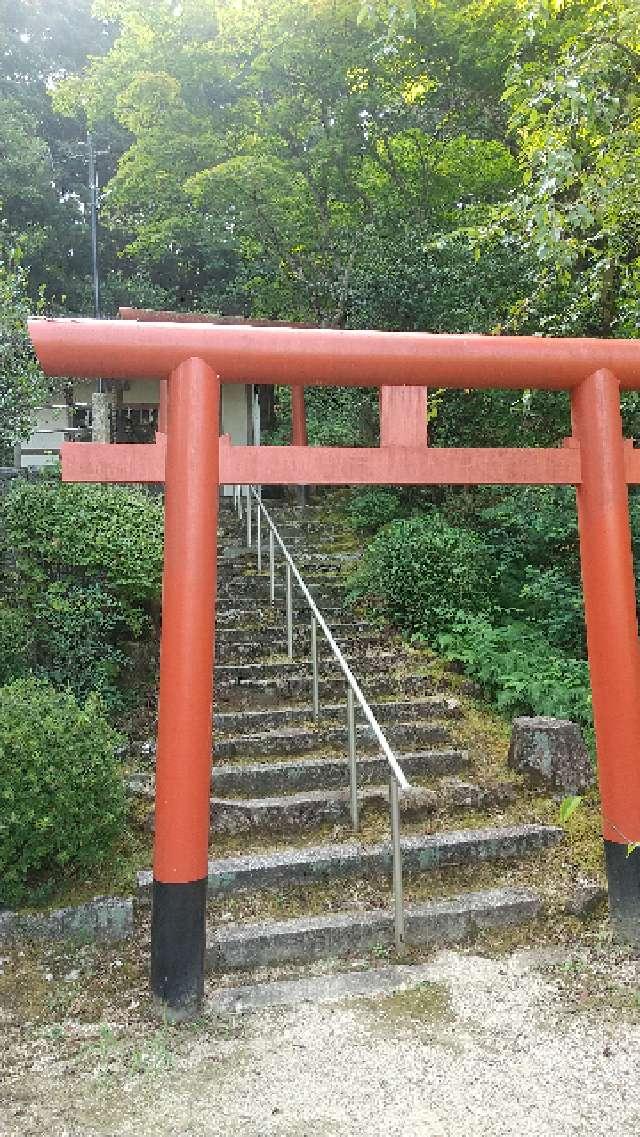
<box><xmin>0</xmin><ymin>677</ymin><xmax>125</xmax><ymax>905</ymax></box>
<box><xmin>0</xmin><ymin>475</ymin><xmax>164</xmax><ymax>712</ymax></box>
<box><xmin>348</xmin><ymin>513</ymin><xmax>493</xmax><ymax>639</ymax></box>
<box><xmin>0</xmin><ymin>241</ymin><xmax>49</xmax><ymax>455</ymax></box>
<box><xmin>347</xmin><ymin>484</ymin><xmax>608</xmax><ymax>729</ymax></box>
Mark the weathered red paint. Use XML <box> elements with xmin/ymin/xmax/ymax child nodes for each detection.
<box><xmin>60</xmin><ymin>438</ymin><xmax>582</xmax><ymax>486</ymax></box>
<box><xmin>28</xmin><ymin>317</ymin><xmax>640</xmax><ymax>389</ymax></box>
<box><xmin>571</xmin><ymin>370</ymin><xmax>640</xmax><ymax>846</ymax></box>
<box><xmin>61</xmin><ymin>438</ymin><xmax>166</xmax><ymax>482</ymax></box>
<box><xmin>153</xmin><ymin>357</ymin><xmax>219</xmax><ymax>884</ymax></box>
<box><xmin>380</xmin><ymin>387</ymin><xmax>428</xmax><ymax>447</ymax></box>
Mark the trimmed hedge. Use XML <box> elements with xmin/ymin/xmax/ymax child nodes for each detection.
<box><xmin>0</xmin><ymin>677</ymin><xmax>126</xmax><ymax>905</ymax></box>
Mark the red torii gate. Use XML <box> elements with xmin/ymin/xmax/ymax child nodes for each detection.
<box><xmin>29</xmin><ymin>317</ymin><xmax>640</xmax><ymax>1020</ymax></box>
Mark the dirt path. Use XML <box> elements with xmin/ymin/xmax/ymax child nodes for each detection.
<box><xmin>1</xmin><ymin>944</ymin><xmax>639</xmax><ymax>1137</ymax></box>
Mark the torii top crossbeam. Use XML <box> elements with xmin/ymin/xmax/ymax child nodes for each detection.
<box><xmin>28</xmin><ymin>317</ymin><xmax>640</xmax><ymax>389</ymax></box>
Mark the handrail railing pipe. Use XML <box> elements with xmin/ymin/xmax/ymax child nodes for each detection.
<box><xmin>389</xmin><ymin>775</ymin><xmax>405</xmax><ymax>949</ymax></box>
<box><xmin>256</xmin><ymin>491</ymin><xmax>262</xmax><ymax>572</ymax></box>
<box><xmin>241</xmin><ymin>485</ymin><xmax>409</xmax><ymax>951</ymax></box>
<box><xmin>311</xmin><ymin>615</ymin><xmax>319</xmax><ymax>721</ymax></box>
<box><xmin>286</xmin><ymin>563</ymin><xmax>294</xmax><ymax>660</ymax></box>
<box><xmin>347</xmin><ymin>687</ymin><xmax>359</xmax><ymax>831</ymax></box>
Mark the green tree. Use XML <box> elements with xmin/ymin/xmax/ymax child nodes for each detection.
<box><xmin>493</xmin><ymin>0</ymin><xmax>640</xmax><ymax>337</ymax></box>
<box><xmin>54</xmin><ymin>0</ymin><xmax>523</xmax><ymax>324</ymax></box>
<box><xmin>0</xmin><ymin>237</ymin><xmax>49</xmax><ymax>453</ymax></box>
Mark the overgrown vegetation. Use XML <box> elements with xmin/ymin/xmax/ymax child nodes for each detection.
<box><xmin>0</xmin><ymin>472</ymin><xmax>163</xmax><ymax>714</ymax></box>
<box><xmin>347</xmin><ymin>485</ymin><xmax>609</xmax><ymax>731</ymax></box>
<box><xmin>0</xmin><ymin>677</ymin><xmax>126</xmax><ymax>906</ymax></box>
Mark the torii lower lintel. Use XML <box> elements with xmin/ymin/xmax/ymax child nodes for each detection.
<box><xmin>61</xmin><ymin>437</ymin><xmax>585</xmax><ymax>486</ymax></box>
<box><xmin>61</xmin><ymin>435</ymin><xmax>640</xmax><ymax>486</ymax></box>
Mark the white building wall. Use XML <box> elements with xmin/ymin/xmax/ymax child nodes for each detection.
<box><xmin>18</xmin><ymin>388</ymin><xmax>76</xmax><ymax>469</ymax></box>
<box><xmin>19</xmin><ymin>379</ymin><xmax>257</xmax><ymax>468</ymax></box>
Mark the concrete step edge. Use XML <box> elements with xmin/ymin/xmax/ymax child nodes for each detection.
<box><xmin>205</xmin><ymin>887</ymin><xmax>543</xmax><ymax>970</ymax></box>
<box><xmin>206</xmin><ymin>962</ymin><xmax>438</xmax><ymax>1014</ymax></box>
<box><xmin>213</xmin><ymin>696</ymin><xmax>461</xmax><ymax>732</ymax></box>
<box><xmin>136</xmin><ymin>824</ymin><xmax>563</xmax><ymax>898</ymax></box>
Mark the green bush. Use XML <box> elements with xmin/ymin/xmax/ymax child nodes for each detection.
<box><xmin>347</xmin><ymin>513</ymin><xmax>494</xmax><ymax>638</ymax></box>
<box><xmin>438</xmin><ymin>614</ymin><xmax>592</xmax><ymax>729</ymax></box>
<box><xmin>346</xmin><ymin>488</ymin><xmax>404</xmax><ymax>533</ymax></box>
<box><xmin>0</xmin><ymin>605</ymin><xmax>33</xmax><ymax>685</ymax></box>
<box><xmin>517</xmin><ymin>566</ymin><xmax>585</xmax><ymax>657</ymax></box>
<box><xmin>0</xmin><ymin>478</ymin><xmax>163</xmax><ymax>716</ymax></box>
<box><xmin>0</xmin><ymin>677</ymin><xmax>126</xmax><ymax>906</ymax></box>
<box><xmin>31</xmin><ymin>583</ymin><xmax>149</xmax><ymax>711</ymax></box>
<box><xmin>2</xmin><ymin>479</ymin><xmax>164</xmax><ymax>606</ymax></box>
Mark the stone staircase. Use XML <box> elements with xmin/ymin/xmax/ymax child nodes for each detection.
<box><xmin>134</xmin><ymin>492</ymin><xmax>564</xmax><ymax>991</ymax></box>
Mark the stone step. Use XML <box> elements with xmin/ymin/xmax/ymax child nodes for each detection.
<box><xmin>218</xmin><ymin>585</ymin><xmax>346</xmax><ymax>609</ymax></box>
<box><xmin>215</xmin><ymin>654</ymin><xmax>400</xmax><ymax>683</ymax></box>
<box><xmin>136</xmin><ymin>824</ymin><xmax>563</xmax><ymax>899</ymax></box>
<box><xmin>215</xmin><ymin>672</ymin><xmax>435</xmax><ymax>709</ymax></box>
<box><xmin>129</xmin><ymin>749</ymin><xmax>469</xmax><ymax>799</ymax></box>
<box><xmin>217</xmin><ymin>521</ymin><xmax>336</xmax><ymax>542</ymax></box>
<box><xmin>215</xmin><ymin>604</ymin><xmax>348</xmax><ymax>626</ymax></box>
<box><xmin>213</xmin><ymin>696</ymin><xmax>461</xmax><ymax>736</ymax></box>
<box><xmin>215</xmin><ymin>633</ymin><xmax>388</xmax><ymax>663</ymax></box>
<box><xmin>205</xmin><ymin>888</ymin><xmax>543</xmax><ymax>971</ymax></box>
<box><xmin>206</xmin><ymin>963</ymin><xmax>440</xmax><ymax>1014</ymax></box>
<box><xmin>215</xmin><ymin>618</ymin><xmax>376</xmax><ymax>640</ymax></box>
<box><xmin>218</xmin><ymin>551</ymin><xmax>357</xmax><ymax>570</ymax></box>
<box><xmin>210</xmin><ymin>748</ymin><xmax>470</xmax><ymax>797</ymax></box>
<box><xmin>220</xmin><ymin>570</ymin><xmax>345</xmax><ymax>590</ymax></box>
<box><xmin>207</xmin><ymin>778</ymin><xmax>516</xmax><ymax>834</ymax></box>
<box><xmin>214</xmin><ymin>720</ymin><xmax>451</xmax><ymax>760</ymax></box>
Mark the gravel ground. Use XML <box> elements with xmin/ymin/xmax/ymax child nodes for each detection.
<box><xmin>1</xmin><ymin>944</ymin><xmax>640</xmax><ymax>1137</ymax></box>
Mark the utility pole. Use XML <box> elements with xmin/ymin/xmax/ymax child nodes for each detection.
<box><xmin>87</xmin><ymin>131</ymin><xmax>100</xmax><ymax>321</ymax></box>
<box><xmin>87</xmin><ymin>131</ymin><xmax>109</xmax><ymax>426</ymax></box>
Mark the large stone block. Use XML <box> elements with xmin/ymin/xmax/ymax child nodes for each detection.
<box><xmin>507</xmin><ymin>716</ymin><xmax>593</xmax><ymax>794</ymax></box>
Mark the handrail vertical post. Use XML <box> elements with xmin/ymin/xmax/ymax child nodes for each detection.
<box><xmin>286</xmin><ymin>562</ymin><xmax>294</xmax><ymax>660</ymax></box>
<box><xmin>269</xmin><ymin>529</ymin><xmax>275</xmax><ymax>603</ymax></box>
<box><xmin>311</xmin><ymin>614</ymin><xmax>319</xmax><ymax>721</ymax></box>
<box><xmin>347</xmin><ymin>687</ymin><xmax>359</xmax><ymax>831</ymax></box>
<box><xmin>246</xmin><ymin>484</ymin><xmax>252</xmax><ymax>547</ymax></box>
<box><xmin>256</xmin><ymin>492</ymin><xmax>262</xmax><ymax>572</ymax></box>
<box><xmin>389</xmin><ymin>775</ymin><xmax>405</xmax><ymax>953</ymax></box>
<box><xmin>237</xmin><ymin>484</ymin><xmax>243</xmax><ymax>521</ymax></box>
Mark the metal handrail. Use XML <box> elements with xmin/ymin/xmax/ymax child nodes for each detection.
<box><xmin>233</xmin><ymin>483</ymin><xmax>410</xmax><ymax>950</ymax></box>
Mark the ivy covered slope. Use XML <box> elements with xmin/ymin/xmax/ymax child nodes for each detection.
<box><xmin>344</xmin><ymin>483</ymin><xmax>640</xmax><ymax>735</ymax></box>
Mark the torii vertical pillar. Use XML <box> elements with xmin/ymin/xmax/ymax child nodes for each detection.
<box><xmin>151</xmin><ymin>356</ymin><xmax>220</xmax><ymax>1019</ymax></box>
<box><xmin>572</xmin><ymin>368</ymin><xmax>640</xmax><ymax>941</ymax></box>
